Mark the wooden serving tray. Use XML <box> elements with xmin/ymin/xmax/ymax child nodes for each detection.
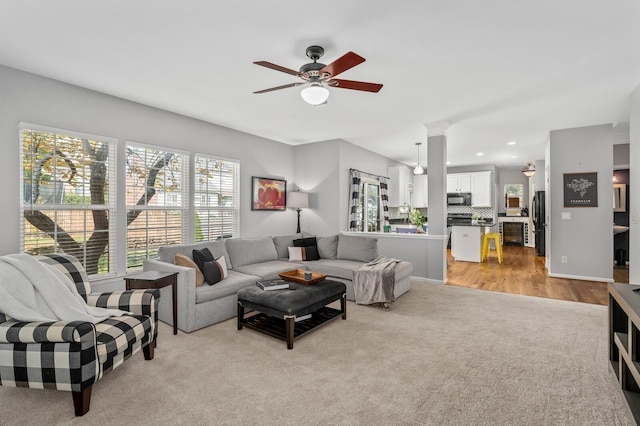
<box><xmin>279</xmin><ymin>269</ymin><xmax>327</xmax><ymax>285</ymax></box>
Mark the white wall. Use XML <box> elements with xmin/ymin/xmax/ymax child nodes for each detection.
<box><xmin>548</xmin><ymin>124</ymin><xmax>613</xmax><ymax>282</ymax></box>
<box><xmin>630</xmin><ymin>86</ymin><xmax>640</xmax><ymax>283</ymax></box>
<box><xmin>0</xmin><ymin>64</ymin><xmax>297</xmax><ymax>257</ymax></box>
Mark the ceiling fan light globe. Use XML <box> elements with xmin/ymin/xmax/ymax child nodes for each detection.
<box><xmin>301</xmin><ymin>83</ymin><xmax>329</xmax><ymax>105</ymax></box>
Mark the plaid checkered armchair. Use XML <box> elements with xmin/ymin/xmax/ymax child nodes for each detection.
<box><xmin>0</xmin><ymin>253</ymin><xmax>160</xmax><ymax>416</ymax></box>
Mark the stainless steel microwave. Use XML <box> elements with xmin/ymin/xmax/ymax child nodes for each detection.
<box><xmin>447</xmin><ymin>192</ymin><xmax>472</xmax><ymax>206</ymax></box>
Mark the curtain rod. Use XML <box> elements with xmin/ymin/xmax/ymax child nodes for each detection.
<box><xmin>349</xmin><ymin>168</ymin><xmax>390</xmax><ymax>180</ymax></box>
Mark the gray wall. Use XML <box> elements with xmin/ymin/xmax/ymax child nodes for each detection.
<box><xmin>614</xmin><ymin>143</ymin><xmax>630</xmax><ymax>168</ymax></box>
<box><xmin>0</xmin><ymin>64</ymin><xmax>297</xmax><ymax>257</ymax></box>
<box><xmin>548</xmin><ymin>124</ymin><xmax>613</xmax><ymax>282</ymax></box>
<box><xmin>496</xmin><ymin>167</ymin><xmax>530</xmax><ymax>214</ymax></box>
<box><xmin>293</xmin><ymin>140</ymin><xmax>341</xmax><ymax>236</ymax></box>
<box><xmin>631</xmin><ymin>86</ymin><xmax>640</xmax><ymax>283</ymax></box>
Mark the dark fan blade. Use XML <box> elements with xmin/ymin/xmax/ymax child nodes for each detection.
<box><xmin>253</xmin><ymin>61</ymin><xmax>300</xmax><ymax>76</ymax></box>
<box><xmin>330</xmin><ymin>78</ymin><xmax>383</xmax><ymax>93</ymax></box>
<box><xmin>320</xmin><ymin>51</ymin><xmax>365</xmax><ymax>78</ymax></box>
<box><xmin>253</xmin><ymin>82</ymin><xmax>304</xmax><ymax>94</ymax></box>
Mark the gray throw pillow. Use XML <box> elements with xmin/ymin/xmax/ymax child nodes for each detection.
<box><xmin>337</xmin><ymin>234</ymin><xmax>378</xmax><ymax>262</ymax></box>
<box><xmin>317</xmin><ymin>235</ymin><xmax>338</xmax><ymax>259</ymax></box>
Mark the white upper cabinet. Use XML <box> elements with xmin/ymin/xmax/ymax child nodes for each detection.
<box><xmin>413</xmin><ymin>174</ymin><xmax>428</xmax><ymax>208</ymax></box>
<box><xmin>471</xmin><ymin>171</ymin><xmax>492</xmax><ymax>207</ymax></box>
<box><xmin>387</xmin><ymin>166</ymin><xmax>411</xmax><ymax>207</ymax></box>
<box><xmin>447</xmin><ymin>173</ymin><xmax>472</xmax><ymax>193</ymax></box>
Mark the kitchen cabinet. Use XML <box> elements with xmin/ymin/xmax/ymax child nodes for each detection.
<box><xmin>387</xmin><ymin>166</ymin><xmax>411</xmax><ymax>207</ymax></box>
<box><xmin>447</xmin><ymin>173</ymin><xmax>472</xmax><ymax>193</ymax></box>
<box><xmin>413</xmin><ymin>174</ymin><xmax>428</xmax><ymax>208</ymax></box>
<box><xmin>471</xmin><ymin>171</ymin><xmax>492</xmax><ymax>207</ymax></box>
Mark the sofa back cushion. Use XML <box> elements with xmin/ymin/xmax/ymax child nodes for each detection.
<box><xmin>225</xmin><ymin>237</ymin><xmax>278</xmax><ymax>268</ymax></box>
<box><xmin>337</xmin><ymin>234</ymin><xmax>379</xmax><ymax>263</ymax></box>
<box><xmin>317</xmin><ymin>235</ymin><xmax>338</xmax><ymax>259</ymax></box>
<box><xmin>158</xmin><ymin>241</ymin><xmax>232</xmax><ymax>270</ymax></box>
<box><xmin>272</xmin><ymin>233</ymin><xmax>302</xmax><ymax>258</ymax></box>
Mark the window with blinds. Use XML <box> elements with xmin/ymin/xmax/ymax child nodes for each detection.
<box><xmin>125</xmin><ymin>143</ymin><xmax>188</xmax><ymax>269</ymax></box>
<box><xmin>194</xmin><ymin>154</ymin><xmax>240</xmax><ymax>241</ymax></box>
<box><xmin>20</xmin><ymin>125</ymin><xmax>117</xmax><ymax>277</ymax></box>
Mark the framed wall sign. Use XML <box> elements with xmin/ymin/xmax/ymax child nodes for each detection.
<box><xmin>564</xmin><ymin>172</ymin><xmax>598</xmax><ymax>207</ymax></box>
<box><xmin>251</xmin><ymin>176</ymin><xmax>286</xmax><ymax>210</ymax></box>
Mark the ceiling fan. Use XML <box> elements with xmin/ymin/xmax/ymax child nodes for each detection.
<box><xmin>253</xmin><ymin>45</ymin><xmax>383</xmax><ymax>105</ymax></box>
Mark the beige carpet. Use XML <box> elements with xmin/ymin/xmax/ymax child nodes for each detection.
<box><xmin>0</xmin><ymin>282</ymin><xmax>633</xmax><ymax>425</ymax></box>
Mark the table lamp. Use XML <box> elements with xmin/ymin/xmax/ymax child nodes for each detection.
<box><xmin>288</xmin><ymin>191</ymin><xmax>309</xmax><ymax>233</ymax></box>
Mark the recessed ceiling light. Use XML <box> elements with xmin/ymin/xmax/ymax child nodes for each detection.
<box><xmin>476</xmin><ymin>152</ymin><xmax>484</xmax><ymax>156</ymax></box>
<box><xmin>446</xmin><ymin>161</ymin><xmax>451</xmax><ymax>165</ymax></box>
<box><xmin>507</xmin><ymin>141</ymin><xmax>516</xmax><ymax>145</ymax></box>
<box><xmin>510</xmin><ymin>155</ymin><xmax>517</xmax><ymax>159</ymax></box>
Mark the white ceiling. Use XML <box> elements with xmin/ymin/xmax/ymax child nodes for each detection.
<box><xmin>1</xmin><ymin>1</ymin><xmax>638</xmax><ymax>169</ymax></box>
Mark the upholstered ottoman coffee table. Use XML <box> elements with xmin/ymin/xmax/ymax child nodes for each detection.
<box><xmin>237</xmin><ymin>280</ymin><xmax>347</xmax><ymax>349</ymax></box>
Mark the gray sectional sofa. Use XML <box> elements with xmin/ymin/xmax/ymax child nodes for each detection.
<box><xmin>143</xmin><ymin>233</ymin><xmax>413</xmax><ymax>333</ymax></box>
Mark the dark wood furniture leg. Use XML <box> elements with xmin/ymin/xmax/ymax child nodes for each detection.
<box><xmin>72</xmin><ymin>386</ymin><xmax>92</xmax><ymax>416</ymax></box>
<box><xmin>285</xmin><ymin>315</ymin><xmax>295</xmax><ymax>349</ymax></box>
<box><xmin>237</xmin><ymin>303</ymin><xmax>244</xmax><ymax>330</ymax></box>
<box><xmin>143</xmin><ymin>341</ymin><xmax>155</xmax><ymax>360</ymax></box>
<box><xmin>341</xmin><ymin>294</ymin><xmax>347</xmax><ymax>320</ymax></box>
<box><xmin>170</xmin><ymin>276</ymin><xmax>177</xmax><ymax>335</ymax></box>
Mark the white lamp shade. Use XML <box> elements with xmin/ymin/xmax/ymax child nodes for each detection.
<box><xmin>300</xmin><ymin>83</ymin><xmax>329</xmax><ymax>105</ymax></box>
<box><xmin>288</xmin><ymin>191</ymin><xmax>309</xmax><ymax>209</ymax></box>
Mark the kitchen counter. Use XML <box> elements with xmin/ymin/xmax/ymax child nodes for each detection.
<box><xmin>448</xmin><ymin>221</ymin><xmax>495</xmax><ymax>227</ymax></box>
<box><xmin>450</xmin><ymin>225</ymin><xmax>487</xmax><ymax>262</ymax></box>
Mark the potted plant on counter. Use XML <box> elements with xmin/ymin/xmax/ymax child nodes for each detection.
<box><xmin>409</xmin><ymin>209</ymin><xmax>426</xmax><ymax>233</ymax></box>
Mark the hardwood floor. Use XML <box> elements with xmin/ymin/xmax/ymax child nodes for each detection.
<box><xmin>446</xmin><ymin>245</ymin><xmax>612</xmax><ymax>305</ymax></box>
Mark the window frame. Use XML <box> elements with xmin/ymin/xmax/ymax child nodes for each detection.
<box><xmin>124</xmin><ymin>141</ymin><xmax>190</xmax><ymax>271</ymax></box>
<box><xmin>19</xmin><ymin>122</ymin><xmax>118</xmax><ymax>278</ymax></box>
<box><xmin>193</xmin><ymin>153</ymin><xmax>241</xmax><ymax>241</ymax></box>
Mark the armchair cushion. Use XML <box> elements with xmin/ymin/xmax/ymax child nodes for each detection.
<box><xmin>95</xmin><ymin>315</ymin><xmax>152</xmax><ymax>365</ymax></box>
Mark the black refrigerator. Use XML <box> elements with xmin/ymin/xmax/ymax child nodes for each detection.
<box><xmin>532</xmin><ymin>190</ymin><xmax>546</xmax><ymax>256</ymax></box>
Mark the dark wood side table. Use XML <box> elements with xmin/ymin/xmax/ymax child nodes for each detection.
<box><xmin>125</xmin><ymin>271</ymin><xmax>179</xmax><ymax>335</ymax></box>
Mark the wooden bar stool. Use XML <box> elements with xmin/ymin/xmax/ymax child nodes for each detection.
<box><xmin>481</xmin><ymin>232</ymin><xmax>503</xmax><ymax>263</ymax></box>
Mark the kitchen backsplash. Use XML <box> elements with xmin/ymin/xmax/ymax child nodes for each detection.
<box><xmin>390</xmin><ymin>205</ymin><xmax>495</xmax><ymax>220</ymax></box>
<box><xmin>447</xmin><ymin>205</ymin><xmax>494</xmax><ymax>218</ymax></box>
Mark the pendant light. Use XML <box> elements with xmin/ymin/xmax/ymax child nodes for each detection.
<box><xmin>413</xmin><ymin>142</ymin><xmax>424</xmax><ymax>175</ymax></box>
<box><xmin>522</xmin><ymin>162</ymin><xmax>536</xmax><ymax>177</ymax></box>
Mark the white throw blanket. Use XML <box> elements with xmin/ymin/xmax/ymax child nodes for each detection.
<box><xmin>0</xmin><ymin>254</ymin><xmax>129</xmax><ymax>323</ymax></box>
<box><xmin>352</xmin><ymin>255</ymin><xmax>401</xmax><ymax>306</ymax></box>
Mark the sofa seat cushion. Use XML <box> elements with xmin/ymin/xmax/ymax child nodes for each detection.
<box><xmin>294</xmin><ymin>259</ymin><xmax>414</xmax><ymax>282</ymax></box>
<box><xmin>293</xmin><ymin>259</ymin><xmax>364</xmax><ymax>280</ymax></box>
<box><xmin>233</xmin><ymin>261</ymin><xmax>306</xmax><ymax>280</ymax></box>
<box><xmin>196</xmin><ymin>270</ymin><xmax>258</xmax><ymax>304</ymax></box>
<box><xmin>95</xmin><ymin>314</ymin><xmax>151</xmax><ymax>364</ymax></box>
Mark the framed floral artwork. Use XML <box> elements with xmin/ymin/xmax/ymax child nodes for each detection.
<box><xmin>251</xmin><ymin>176</ymin><xmax>286</xmax><ymax>210</ymax></box>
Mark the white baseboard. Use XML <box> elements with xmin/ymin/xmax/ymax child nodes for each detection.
<box><xmin>410</xmin><ymin>276</ymin><xmax>445</xmax><ymax>285</ymax></box>
<box><xmin>548</xmin><ymin>272</ymin><xmax>614</xmax><ymax>283</ymax></box>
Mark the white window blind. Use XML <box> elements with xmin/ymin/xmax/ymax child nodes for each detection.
<box><xmin>19</xmin><ymin>124</ymin><xmax>117</xmax><ymax>277</ymax></box>
<box><xmin>194</xmin><ymin>154</ymin><xmax>240</xmax><ymax>241</ymax></box>
<box><xmin>125</xmin><ymin>143</ymin><xmax>188</xmax><ymax>269</ymax></box>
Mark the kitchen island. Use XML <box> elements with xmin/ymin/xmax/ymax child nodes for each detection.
<box><xmin>451</xmin><ymin>222</ymin><xmax>495</xmax><ymax>263</ymax></box>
